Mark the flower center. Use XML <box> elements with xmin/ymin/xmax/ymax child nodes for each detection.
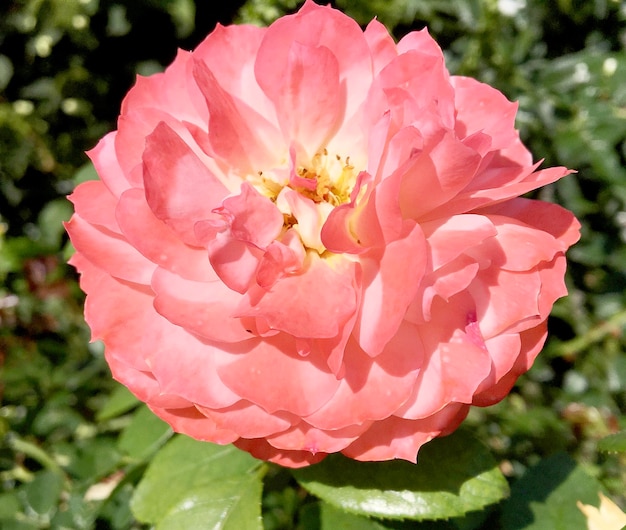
<box><xmin>250</xmin><ymin>148</ymin><xmax>358</xmax><ymax>208</ymax></box>
<box><xmin>245</xmin><ymin>148</ymin><xmax>360</xmax><ymax>254</ymax></box>
<box><xmin>292</xmin><ymin>149</ymin><xmax>356</xmax><ymax>206</ymax></box>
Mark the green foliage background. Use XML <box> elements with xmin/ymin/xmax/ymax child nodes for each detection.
<box><xmin>0</xmin><ymin>0</ymin><xmax>625</xmax><ymax>528</ymax></box>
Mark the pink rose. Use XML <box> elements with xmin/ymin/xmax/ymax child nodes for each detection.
<box><xmin>66</xmin><ymin>1</ymin><xmax>580</xmax><ymax>467</ymax></box>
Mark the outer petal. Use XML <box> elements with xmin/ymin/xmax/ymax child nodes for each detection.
<box><xmin>65</xmin><ymin>215</ymin><xmax>155</xmax><ymax>285</ymax></box>
<box><xmin>217</xmin><ymin>334</ymin><xmax>341</xmax><ymax>416</ymax></box>
<box><xmin>342</xmin><ymin>404</ymin><xmax>468</xmax><ymax>462</ymax></box>
<box><xmin>196</xmin><ymin>401</ymin><xmax>296</xmax><ymax>439</ymax></box>
<box><xmin>151</xmin><ymin>267</ymin><xmax>253</xmax><ymax>343</ymax></box>
<box><xmin>149</xmin><ymin>406</ymin><xmax>240</xmax><ymax>445</ymax></box>
<box><xmin>254</xmin><ymin>0</ymin><xmax>373</xmax><ymax>121</ymax></box>
<box><xmin>234</xmin><ymin>438</ymin><xmax>327</xmax><ymax>468</ymax></box>
<box><xmin>116</xmin><ymin>188</ymin><xmax>214</xmax><ymax>281</ymax></box>
<box><xmin>305</xmin><ymin>321</ymin><xmax>423</xmax><ymax>430</ymax></box>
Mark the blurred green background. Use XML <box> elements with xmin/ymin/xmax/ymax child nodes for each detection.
<box><xmin>0</xmin><ymin>0</ymin><xmax>625</xmax><ymax>528</ymax></box>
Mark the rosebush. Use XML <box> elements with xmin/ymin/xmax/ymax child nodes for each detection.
<box><xmin>65</xmin><ymin>0</ymin><xmax>580</xmax><ymax>467</ymax></box>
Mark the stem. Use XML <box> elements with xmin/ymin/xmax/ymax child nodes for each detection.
<box><xmin>8</xmin><ymin>435</ymin><xmax>63</xmax><ymax>474</ymax></box>
<box><xmin>555</xmin><ymin>308</ymin><xmax>626</xmax><ymax>357</ymax></box>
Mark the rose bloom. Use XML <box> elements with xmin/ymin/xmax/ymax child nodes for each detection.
<box><xmin>66</xmin><ymin>1</ymin><xmax>580</xmax><ymax>467</ymax></box>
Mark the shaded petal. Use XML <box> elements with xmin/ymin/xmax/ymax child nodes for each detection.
<box><xmin>469</xmin><ymin>267</ymin><xmax>541</xmax><ymax>339</ymax></box>
<box><xmin>196</xmin><ymin>400</ymin><xmax>296</xmax><ymax>439</ymax></box>
<box><xmin>342</xmin><ymin>404</ymin><xmax>468</xmax><ymax>462</ymax></box>
<box><xmin>219</xmin><ymin>182</ymin><xmax>284</xmax><ymax>248</ymax></box>
<box><xmin>450</xmin><ymin>76</ymin><xmax>522</xmax><ymax>156</ymax></box>
<box><xmin>480</xmin><ymin>197</ymin><xmax>581</xmax><ymax>247</ymax></box>
<box><xmin>143</xmin><ymin>122</ymin><xmax>229</xmax><ymax>245</ymax></box>
<box><xmin>305</xmin><ymin>321</ymin><xmax>423</xmax><ymax>430</ymax></box>
<box><xmin>473</xmin><ymin>324</ymin><xmax>547</xmax><ymax>406</ymax></box>
<box><xmin>422</xmin><ymin>214</ymin><xmax>497</xmax><ymax>270</ymax></box>
<box><xmin>144</xmin><ymin>318</ymin><xmax>241</xmax><ymax>409</ymax></box>
<box><xmin>399</xmin><ymin>131</ymin><xmax>482</xmax><ymax>220</ymax></box>
<box><xmin>149</xmin><ymin>406</ymin><xmax>239</xmax><ymax>444</ymax></box>
<box><xmin>192</xmin><ymin>58</ymin><xmax>282</xmax><ymax>172</ymax></box>
<box><xmin>266</xmin><ymin>420</ymin><xmax>370</xmax><ymax>454</ymax></box>
<box><xmin>363</xmin><ymin>18</ymin><xmax>398</xmax><ymax>74</ymax></box>
<box><xmin>234</xmin><ymin>438</ymin><xmax>326</xmax><ymax>468</ymax></box>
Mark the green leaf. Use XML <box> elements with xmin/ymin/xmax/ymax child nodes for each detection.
<box><xmin>18</xmin><ymin>469</ymin><xmax>64</xmax><ymax>516</ymax></box>
<box><xmin>500</xmin><ymin>453</ymin><xmax>605</xmax><ymax>530</ymax></box>
<box><xmin>597</xmin><ymin>431</ymin><xmax>626</xmax><ymax>453</ymax></box>
<box><xmin>131</xmin><ymin>436</ymin><xmax>265</xmax><ymax>530</ymax></box>
<box><xmin>311</xmin><ymin>502</ymin><xmax>395</xmax><ymax>529</ymax></box>
<box><xmin>292</xmin><ymin>430</ymin><xmax>509</xmax><ymax>521</ymax></box>
<box><xmin>157</xmin><ymin>473</ymin><xmax>263</xmax><ymax>530</ymax></box>
<box><xmin>0</xmin><ymin>492</ymin><xmax>21</xmax><ymax>519</ymax></box>
<box><xmin>117</xmin><ymin>404</ymin><xmax>172</xmax><ymax>461</ymax></box>
<box><xmin>96</xmin><ymin>384</ymin><xmax>139</xmax><ymax>421</ymax></box>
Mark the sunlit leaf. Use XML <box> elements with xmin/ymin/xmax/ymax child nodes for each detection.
<box><xmin>293</xmin><ymin>430</ymin><xmax>509</xmax><ymax>521</ymax></box>
<box><xmin>131</xmin><ymin>436</ymin><xmax>265</xmax><ymax>530</ymax></box>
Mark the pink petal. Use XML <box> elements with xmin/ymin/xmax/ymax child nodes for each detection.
<box><xmin>116</xmin><ymin>188</ymin><xmax>215</xmax><ymax>281</ymax></box>
<box><xmin>207</xmin><ymin>232</ymin><xmax>263</xmax><ymax>294</ymax></box>
<box><xmin>65</xmin><ymin>215</ymin><xmax>155</xmax><ymax>285</ymax></box>
<box><xmin>256</xmin><ymin>238</ymin><xmax>304</xmax><ymax>290</ymax></box>
<box><xmin>363</xmin><ymin>18</ymin><xmax>398</xmax><ymax>74</ymax></box>
<box><xmin>149</xmin><ymin>406</ymin><xmax>240</xmax><ymax>445</ymax></box>
<box><xmin>145</xmin><ymin>319</ymin><xmax>241</xmax><ymax>409</ymax></box>
<box><xmin>481</xmin><ymin>197</ymin><xmax>581</xmax><ymax>247</ymax></box>
<box><xmin>396</xmin><ymin>294</ymin><xmax>493</xmax><ymax>419</ymax></box>
<box><xmin>399</xmin><ymin>131</ymin><xmax>482</xmax><ymax>220</ymax></box>
<box><xmin>342</xmin><ymin>404</ymin><xmax>468</xmax><ymax>462</ymax></box>
<box><xmin>355</xmin><ymin>221</ymin><xmax>427</xmax><ymax>357</ymax></box>
<box><xmin>151</xmin><ymin>266</ymin><xmax>253</xmax><ymax>343</ymax></box>
<box><xmin>470</xmin><ymin>215</ymin><xmax>566</xmax><ymax>271</ymax></box>
<box><xmin>234</xmin><ymin>438</ymin><xmax>327</xmax><ymax>468</ymax></box>
<box><xmin>236</xmin><ymin>254</ymin><xmax>358</xmax><ymax>340</ymax></box>
<box><xmin>192</xmin><ymin>58</ymin><xmax>281</xmax><ymax>172</ymax></box>
<box><xmin>254</xmin><ymin>0</ymin><xmax>373</xmax><ymax>120</ymax></box>
<box><xmin>469</xmin><ymin>267</ymin><xmax>541</xmax><ymax>339</ymax></box>
<box><xmin>219</xmin><ymin>182</ymin><xmax>284</xmax><ymax>248</ymax></box>
<box><xmin>273</xmin><ymin>41</ymin><xmax>342</xmax><ymax>156</ymax></box>
<box><xmin>421</xmin><ymin>214</ymin><xmax>497</xmax><ymax>270</ymax></box>
<box><xmin>217</xmin><ymin>334</ymin><xmax>341</xmax><ymax>416</ymax></box>
<box><xmin>266</xmin><ymin>420</ymin><xmax>370</xmax><ymax>454</ymax></box>
<box><xmin>305</xmin><ymin>321</ymin><xmax>423</xmax><ymax>430</ymax></box>
<box><xmin>473</xmin><ymin>324</ymin><xmax>547</xmax><ymax>406</ymax></box>
<box><xmin>86</xmin><ymin>132</ymin><xmax>131</xmax><ymax>198</ymax></box>
<box><xmin>450</xmin><ymin>76</ymin><xmax>521</xmax><ymax>154</ymax></box>
<box><xmin>193</xmin><ymin>24</ymin><xmax>274</xmax><ymax>121</ymax></box>
<box><xmin>196</xmin><ymin>401</ymin><xmax>296</xmax><ymax>439</ymax></box>
<box><xmin>68</xmin><ymin>180</ymin><xmax>120</xmax><ymax>232</ymax></box>
<box><xmin>142</xmin><ymin>121</ymin><xmax>229</xmax><ymax>245</ymax></box>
